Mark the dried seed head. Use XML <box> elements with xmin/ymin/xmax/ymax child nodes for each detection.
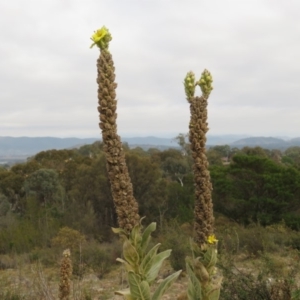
<box><xmin>59</xmin><ymin>249</ymin><xmax>72</xmax><ymax>300</ymax></box>
<box><xmin>96</xmin><ymin>39</ymin><xmax>140</xmax><ymax>232</ymax></box>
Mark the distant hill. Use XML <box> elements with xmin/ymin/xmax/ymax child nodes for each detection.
<box><xmin>0</xmin><ymin>135</ymin><xmax>249</xmax><ymax>158</ymax></box>
<box><xmin>123</xmin><ymin>137</ymin><xmax>175</xmax><ymax>148</ymax></box>
<box><xmin>207</xmin><ymin>134</ymin><xmax>250</xmax><ymax>145</ymax></box>
<box><xmin>1</xmin><ymin>135</ymin><xmax>300</xmax><ymax>163</ymax></box>
<box><xmin>0</xmin><ymin>137</ymin><xmax>100</xmax><ymax>156</ymax></box>
<box><xmin>231</xmin><ymin>137</ymin><xmax>285</xmax><ymax>146</ymax></box>
<box><xmin>230</xmin><ymin>136</ymin><xmax>300</xmax><ymax>150</ymax></box>
<box><xmin>290</xmin><ymin>137</ymin><xmax>300</xmax><ymax>143</ymax></box>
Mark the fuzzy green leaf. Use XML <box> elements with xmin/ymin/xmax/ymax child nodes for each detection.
<box><xmin>206</xmin><ymin>277</ymin><xmax>222</xmax><ymax>300</ymax></box>
<box><xmin>141</xmin><ymin>243</ymin><xmax>161</xmax><ymax>276</ymax></box>
<box><xmin>185</xmin><ymin>256</ymin><xmax>193</xmax><ymax>269</ymax></box>
<box><xmin>115</xmin><ymin>288</ymin><xmax>135</xmax><ymax>300</ymax></box>
<box><xmin>112</xmin><ymin>227</ymin><xmax>128</xmax><ymax>239</ymax></box>
<box><xmin>145</xmin><ymin>249</ymin><xmax>172</xmax><ymax>284</ymax></box>
<box><xmin>140</xmin><ymin>281</ymin><xmax>151</xmax><ymax>300</ymax></box>
<box><xmin>203</xmin><ymin>247</ymin><xmax>217</xmax><ymax>269</ymax></box>
<box><xmin>152</xmin><ymin>270</ymin><xmax>182</xmax><ymax>300</ymax></box>
<box><xmin>207</xmin><ymin>287</ymin><xmax>220</xmax><ymax>300</ymax></box>
<box><xmin>194</xmin><ymin>258</ymin><xmax>209</xmax><ymax>283</ymax></box>
<box><xmin>130</xmin><ymin>223</ymin><xmax>142</xmax><ymax>248</ymax></box>
<box><xmin>116</xmin><ymin>258</ymin><xmax>134</xmax><ymax>272</ymax></box>
<box><xmin>112</xmin><ymin>227</ymin><xmax>127</xmax><ymax>235</ymax></box>
<box><xmin>186</xmin><ymin>261</ymin><xmax>202</xmax><ymax>300</ymax></box>
<box><xmin>128</xmin><ymin>271</ymin><xmax>151</xmax><ymax>300</ymax></box>
<box><xmin>189</xmin><ymin>238</ymin><xmax>202</xmax><ymax>258</ymax></box>
<box><xmin>141</xmin><ymin>222</ymin><xmax>156</xmax><ymax>252</ymax></box>
<box><xmin>123</xmin><ymin>239</ymin><xmax>140</xmax><ymax>267</ymax></box>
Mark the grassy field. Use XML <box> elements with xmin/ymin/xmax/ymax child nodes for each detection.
<box><xmin>1</xmin><ymin>217</ymin><xmax>300</xmax><ymax>299</ymax></box>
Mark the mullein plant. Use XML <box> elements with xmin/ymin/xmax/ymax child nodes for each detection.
<box><xmin>59</xmin><ymin>249</ymin><xmax>72</xmax><ymax>300</ymax></box>
<box><xmin>90</xmin><ymin>27</ymin><xmax>139</xmax><ymax>232</ymax></box>
<box><xmin>90</xmin><ymin>27</ymin><xmax>181</xmax><ymax>300</ymax></box>
<box><xmin>181</xmin><ymin>70</ymin><xmax>222</xmax><ymax>300</ymax></box>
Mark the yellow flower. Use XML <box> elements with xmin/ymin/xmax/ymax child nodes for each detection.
<box><xmin>92</xmin><ymin>27</ymin><xmax>107</xmax><ymax>42</ymax></box>
<box><xmin>207</xmin><ymin>234</ymin><xmax>218</xmax><ymax>244</ymax></box>
<box><xmin>90</xmin><ymin>26</ymin><xmax>110</xmax><ymax>49</ymax></box>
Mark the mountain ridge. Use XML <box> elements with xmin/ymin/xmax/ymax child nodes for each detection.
<box><xmin>1</xmin><ymin>135</ymin><xmax>300</xmax><ymax>160</ymax></box>
<box><xmin>230</xmin><ymin>136</ymin><xmax>300</xmax><ymax>149</ymax></box>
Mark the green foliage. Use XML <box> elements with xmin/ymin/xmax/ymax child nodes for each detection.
<box><xmin>0</xmin><ymin>291</ymin><xmax>25</xmax><ymax>300</ymax></box>
<box><xmin>10</xmin><ymin>160</ymin><xmax>40</xmax><ymax>177</ymax></box>
<box><xmin>207</xmin><ymin>145</ymin><xmax>231</xmax><ymax>166</ymax></box>
<box><xmin>51</xmin><ymin>226</ymin><xmax>85</xmax><ymax>250</ymax></box>
<box><xmin>114</xmin><ymin>219</ymin><xmax>182</xmax><ymax>299</ymax></box>
<box><xmin>126</xmin><ymin>152</ymin><xmax>162</xmax><ymax>212</ymax></box>
<box><xmin>3</xmin><ymin>142</ymin><xmax>300</xmax><ymax>262</ymax></box>
<box><xmin>0</xmin><ymin>254</ymin><xmax>17</xmax><ymax>269</ymax></box>
<box><xmin>240</xmin><ymin>146</ymin><xmax>270</xmax><ymax>158</ymax></box>
<box><xmin>0</xmin><ymin>170</ymin><xmax>24</xmax><ymax>198</ymax></box>
<box><xmin>0</xmin><ymin>194</ymin><xmax>10</xmax><ymax>216</ymax></box>
<box><xmin>218</xmin><ymin>246</ymin><xmax>299</xmax><ymax>300</ymax></box>
<box><xmin>166</xmin><ymin>179</ymin><xmax>194</xmax><ymax>223</ymax></box>
<box><xmin>59</xmin><ymin>154</ymin><xmax>115</xmax><ymax>239</ymax></box>
<box><xmin>159</xmin><ymin>222</ymin><xmax>190</xmax><ymax>271</ymax></box>
<box><xmin>0</xmin><ymin>215</ymin><xmax>47</xmax><ymax>253</ymax></box>
<box><xmin>220</xmin><ymin>263</ymin><xmax>272</xmax><ymax>300</ymax></box>
<box><xmin>34</xmin><ymin>149</ymin><xmax>81</xmax><ymax>170</ymax></box>
<box><xmin>184</xmin><ymin>239</ymin><xmax>221</xmax><ymax>300</ymax></box>
<box><xmin>284</xmin><ymin>146</ymin><xmax>300</xmax><ymax>169</ymax></box>
<box><xmin>28</xmin><ymin>247</ymin><xmax>58</xmax><ymax>266</ymax></box>
<box><xmin>211</xmin><ymin>153</ymin><xmax>300</xmax><ymax>227</ymax></box>
<box><xmin>77</xmin><ymin>141</ymin><xmax>104</xmax><ymax>158</ymax></box>
<box><xmin>116</xmin><ymin>270</ymin><xmax>181</xmax><ymax>300</ymax></box>
<box><xmin>25</xmin><ymin>168</ymin><xmax>62</xmax><ymax>204</ymax></box>
<box><xmin>78</xmin><ymin>241</ymin><xmax>120</xmax><ymax>279</ymax></box>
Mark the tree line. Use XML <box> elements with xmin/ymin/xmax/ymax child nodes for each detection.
<box><xmin>1</xmin><ymin>136</ymin><xmax>300</xmax><ymax>254</ymax></box>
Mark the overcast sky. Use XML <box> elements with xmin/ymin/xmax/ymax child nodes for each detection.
<box><xmin>1</xmin><ymin>0</ymin><xmax>300</xmax><ymax>138</ymax></box>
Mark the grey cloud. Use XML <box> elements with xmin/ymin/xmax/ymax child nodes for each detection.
<box><xmin>1</xmin><ymin>0</ymin><xmax>300</xmax><ymax>138</ymax></box>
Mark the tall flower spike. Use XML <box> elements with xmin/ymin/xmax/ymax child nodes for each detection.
<box><xmin>185</xmin><ymin>70</ymin><xmax>215</xmax><ymax>245</ymax></box>
<box><xmin>59</xmin><ymin>249</ymin><xmax>72</xmax><ymax>300</ymax></box>
<box><xmin>91</xmin><ymin>27</ymin><xmax>140</xmax><ymax>232</ymax></box>
<box><xmin>181</xmin><ymin>70</ymin><xmax>221</xmax><ymax>300</ymax></box>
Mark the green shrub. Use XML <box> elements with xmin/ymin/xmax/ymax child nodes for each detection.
<box><xmin>159</xmin><ymin>222</ymin><xmax>190</xmax><ymax>271</ymax></box>
<box><xmin>73</xmin><ymin>239</ymin><xmax>121</xmax><ymax>279</ymax></box>
<box><xmin>220</xmin><ymin>223</ymin><xmax>278</xmax><ymax>257</ymax></box>
<box><xmin>51</xmin><ymin>226</ymin><xmax>85</xmax><ymax>251</ymax></box>
<box><xmin>0</xmin><ymin>291</ymin><xmax>25</xmax><ymax>300</ymax></box>
<box><xmin>219</xmin><ymin>254</ymin><xmax>272</xmax><ymax>300</ymax></box>
<box><xmin>218</xmin><ymin>237</ymin><xmax>300</xmax><ymax>300</ymax></box>
<box><xmin>217</xmin><ymin>227</ymin><xmax>240</xmax><ymax>255</ymax></box>
<box><xmin>290</xmin><ymin>234</ymin><xmax>300</xmax><ymax>250</ymax></box>
<box><xmin>0</xmin><ymin>254</ymin><xmax>17</xmax><ymax>269</ymax></box>
<box><xmin>28</xmin><ymin>247</ymin><xmax>59</xmax><ymax>266</ymax></box>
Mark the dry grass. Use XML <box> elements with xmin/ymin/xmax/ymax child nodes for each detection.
<box><xmin>1</xmin><ymin>220</ymin><xmax>300</xmax><ymax>299</ymax></box>
<box><xmin>0</xmin><ymin>257</ymin><xmax>189</xmax><ymax>300</ymax></box>
<box><xmin>1</xmin><ymin>251</ymin><xmax>299</xmax><ymax>300</ymax></box>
